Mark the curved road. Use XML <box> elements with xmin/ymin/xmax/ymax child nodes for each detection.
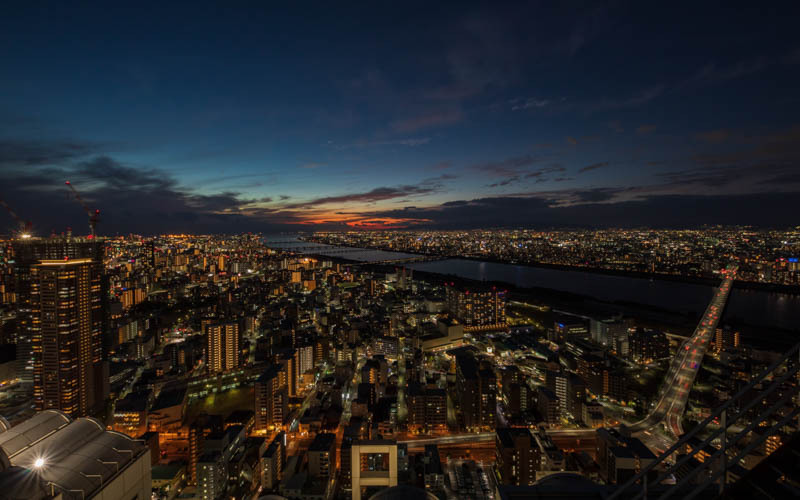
<box><xmin>628</xmin><ymin>265</ymin><xmax>737</xmax><ymax>439</ymax></box>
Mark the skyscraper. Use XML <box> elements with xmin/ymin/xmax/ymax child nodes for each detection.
<box><xmin>13</xmin><ymin>237</ymin><xmax>106</xmax><ymax>418</ymax></box>
<box><xmin>12</xmin><ymin>237</ymin><xmax>105</xmax><ymax>388</ymax></box>
<box><xmin>205</xmin><ymin>321</ymin><xmax>241</xmax><ymax>374</ymax></box>
<box><xmin>32</xmin><ymin>257</ymin><xmax>104</xmax><ymax>417</ymax></box>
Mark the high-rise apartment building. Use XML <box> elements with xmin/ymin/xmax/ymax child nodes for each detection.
<box><xmin>32</xmin><ymin>257</ymin><xmax>104</xmax><ymax>417</ymax></box>
<box><xmin>255</xmin><ymin>365</ymin><xmax>287</xmax><ymax>433</ymax></box>
<box><xmin>205</xmin><ymin>321</ymin><xmax>241</xmax><ymax>374</ymax></box>
<box><xmin>12</xmin><ymin>237</ymin><xmax>106</xmax><ymax>418</ymax></box>
<box><xmin>260</xmin><ymin>431</ymin><xmax>286</xmax><ymax>491</ymax></box>
<box><xmin>455</xmin><ymin>354</ymin><xmax>496</xmax><ymax>431</ymax></box>
<box><xmin>406</xmin><ymin>382</ymin><xmax>447</xmax><ymax>431</ymax></box>
<box><xmin>496</xmin><ymin>427</ymin><xmax>537</xmax><ymax>486</ymax></box>
<box><xmin>715</xmin><ymin>326</ymin><xmax>740</xmax><ymax>353</ymax></box>
<box><xmin>12</xmin><ymin>237</ymin><xmax>106</xmax><ymax>390</ymax></box>
<box><xmin>445</xmin><ymin>284</ymin><xmax>506</xmax><ymax>328</ymax></box>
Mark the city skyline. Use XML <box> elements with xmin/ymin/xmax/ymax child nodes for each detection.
<box><xmin>2</xmin><ymin>3</ymin><xmax>800</xmax><ymax>234</ymax></box>
<box><xmin>2</xmin><ymin>4</ymin><xmax>799</xmax><ymax>499</ymax></box>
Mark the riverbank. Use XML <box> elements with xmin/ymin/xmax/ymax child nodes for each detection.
<box><xmin>298</xmin><ymin>250</ymin><xmax>799</xmax><ymax>351</ymax></box>
<box><xmin>301</xmin><ymin>237</ymin><xmax>800</xmax><ymax>295</ymax></box>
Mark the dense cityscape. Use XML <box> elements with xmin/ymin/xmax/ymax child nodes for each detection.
<box><xmin>0</xmin><ymin>230</ymin><xmax>796</xmax><ymax>499</ymax></box>
<box><xmin>2</xmin><ymin>2</ymin><xmax>800</xmax><ymax>500</ymax></box>
<box><xmin>309</xmin><ymin>229</ymin><xmax>800</xmax><ymax>287</ymax></box>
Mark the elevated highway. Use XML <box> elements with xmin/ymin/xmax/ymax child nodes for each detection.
<box><xmin>627</xmin><ymin>265</ymin><xmax>738</xmax><ymax>439</ymax></box>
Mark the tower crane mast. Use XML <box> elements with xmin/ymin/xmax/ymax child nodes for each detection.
<box><xmin>0</xmin><ymin>199</ymin><xmax>33</xmax><ymax>237</ymax></box>
<box><xmin>64</xmin><ymin>181</ymin><xmax>100</xmax><ymax>237</ymax></box>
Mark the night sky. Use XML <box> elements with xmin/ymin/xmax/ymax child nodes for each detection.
<box><xmin>2</xmin><ymin>2</ymin><xmax>800</xmax><ymax>234</ymax></box>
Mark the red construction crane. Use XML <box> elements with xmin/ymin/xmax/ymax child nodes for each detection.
<box><xmin>65</xmin><ymin>181</ymin><xmax>100</xmax><ymax>238</ymax></box>
<box><xmin>0</xmin><ymin>199</ymin><xmax>33</xmax><ymax>237</ymax></box>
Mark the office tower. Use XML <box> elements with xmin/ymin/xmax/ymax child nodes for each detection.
<box><xmin>496</xmin><ymin>427</ymin><xmax>537</xmax><ymax>486</ymax></box>
<box><xmin>255</xmin><ymin>365</ymin><xmax>287</xmax><ymax>433</ymax></box>
<box><xmin>553</xmin><ymin>315</ymin><xmax>589</xmax><ymax>342</ymax></box>
<box><xmin>715</xmin><ymin>326</ymin><xmax>740</xmax><ymax>353</ymax></box>
<box><xmin>445</xmin><ymin>284</ymin><xmax>506</xmax><ymax>328</ymax></box>
<box><xmin>204</xmin><ymin>321</ymin><xmax>241</xmax><ymax>374</ymax></box>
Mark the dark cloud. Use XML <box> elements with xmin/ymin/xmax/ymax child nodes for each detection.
<box><xmin>280</xmin><ymin>181</ymin><xmax>444</xmax><ymax>210</ymax></box>
<box><xmin>488</xmin><ymin>176</ymin><xmax>519</xmax><ymax>188</ymax></box>
<box><xmin>0</xmin><ymin>139</ymin><xmax>97</xmax><ymax>167</ymax></box>
<box><xmin>360</xmin><ymin>191</ymin><xmax>800</xmax><ymax>229</ymax></box>
<box><xmin>578</xmin><ymin>161</ymin><xmax>610</xmax><ymax>173</ymax></box>
<box><xmin>475</xmin><ymin>154</ymin><xmax>542</xmax><ymax>176</ymax></box>
<box><xmin>510</xmin><ymin>97</ymin><xmax>550</xmax><ymax>111</ymax></box>
<box><xmin>483</xmin><ymin>160</ymin><xmax>564</xmax><ymax>187</ymax></box>
<box><xmin>571</xmin><ymin>187</ymin><xmax>623</xmax><ymax>203</ymax></box>
<box><xmin>525</xmin><ymin>165</ymin><xmax>565</xmax><ymax>178</ymax></box>
<box><xmin>0</xmin><ymin>139</ymin><xmax>295</xmax><ymax>235</ymax></box>
<box><xmin>75</xmin><ymin>156</ymin><xmax>176</xmax><ymax>190</ymax></box>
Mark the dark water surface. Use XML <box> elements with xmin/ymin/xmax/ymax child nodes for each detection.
<box><xmin>265</xmin><ymin>236</ymin><xmax>800</xmax><ymax>331</ymax></box>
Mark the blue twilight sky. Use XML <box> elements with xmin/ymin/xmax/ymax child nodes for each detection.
<box><xmin>1</xmin><ymin>1</ymin><xmax>800</xmax><ymax>234</ymax></box>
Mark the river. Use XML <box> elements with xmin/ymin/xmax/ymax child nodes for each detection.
<box><xmin>264</xmin><ymin>236</ymin><xmax>800</xmax><ymax>332</ymax></box>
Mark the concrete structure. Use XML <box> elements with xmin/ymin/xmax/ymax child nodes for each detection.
<box><xmin>445</xmin><ymin>284</ymin><xmax>506</xmax><ymax>330</ymax></box>
<box><xmin>496</xmin><ymin>427</ymin><xmax>537</xmax><ymax>486</ymax></box>
<box><xmin>205</xmin><ymin>321</ymin><xmax>241</xmax><ymax>374</ymax></box>
<box><xmin>255</xmin><ymin>365</ymin><xmax>287</xmax><ymax>433</ymax></box>
<box><xmin>455</xmin><ymin>354</ymin><xmax>496</xmax><ymax>431</ymax></box>
<box><xmin>0</xmin><ymin>409</ymin><xmax>151</xmax><ymax>499</ymax></box>
<box><xmin>351</xmin><ymin>440</ymin><xmax>398</xmax><ymax>500</ymax></box>
<box><xmin>308</xmin><ymin>432</ymin><xmax>336</xmax><ymax>479</ymax></box>
<box><xmin>12</xmin><ymin>237</ymin><xmax>106</xmax><ymax>388</ymax></box>
<box><xmin>260</xmin><ymin>432</ymin><xmax>286</xmax><ymax>491</ymax></box>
